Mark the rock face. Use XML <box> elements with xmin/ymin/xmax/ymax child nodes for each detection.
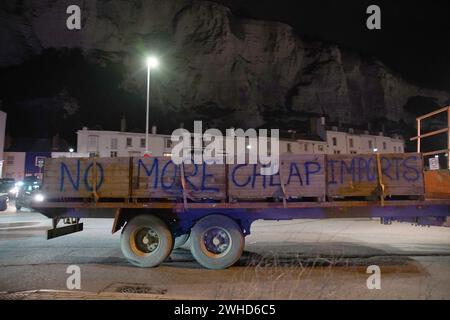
<box><xmin>1</xmin><ymin>0</ymin><xmax>449</xmax><ymax>130</ymax></box>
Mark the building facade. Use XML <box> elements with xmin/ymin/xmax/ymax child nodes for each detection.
<box><xmin>2</xmin><ymin>152</ymin><xmax>25</xmax><ymax>180</ymax></box>
<box><xmin>77</xmin><ymin>127</ymin><xmax>173</xmax><ymax>158</ymax></box>
<box><xmin>2</xmin><ymin>135</ymin><xmax>69</xmax><ymax>181</ymax></box>
<box><xmin>2</xmin><ymin>152</ymin><xmax>51</xmax><ymax>181</ymax></box>
<box><xmin>51</xmin><ymin>152</ymin><xmax>90</xmax><ymax>158</ymax></box>
<box><xmin>76</xmin><ymin>126</ymin><xmax>405</xmax><ymax>159</ymax></box>
<box><xmin>279</xmin><ymin>139</ymin><xmax>328</xmax><ymax>155</ymax></box>
<box><xmin>0</xmin><ymin>111</ymin><xmax>6</xmax><ymax>177</ymax></box>
<box><xmin>326</xmin><ymin>128</ymin><xmax>404</xmax><ymax>155</ymax></box>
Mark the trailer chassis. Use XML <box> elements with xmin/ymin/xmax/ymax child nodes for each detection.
<box><xmin>32</xmin><ymin>199</ymin><xmax>450</xmax><ymax>269</ymax></box>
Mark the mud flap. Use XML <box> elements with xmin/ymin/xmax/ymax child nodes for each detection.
<box><xmin>47</xmin><ymin>223</ymin><xmax>84</xmax><ymax>239</ymax></box>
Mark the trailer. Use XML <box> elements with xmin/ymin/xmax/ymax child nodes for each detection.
<box><xmin>30</xmin><ymin>151</ymin><xmax>450</xmax><ymax>270</ymax></box>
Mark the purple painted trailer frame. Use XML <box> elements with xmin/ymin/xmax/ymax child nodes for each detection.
<box><xmin>33</xmin><ymin>199</ymin><xmax>450</xmax><ymax>237</ymax></box>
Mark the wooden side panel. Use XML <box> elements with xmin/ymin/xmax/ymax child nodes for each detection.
<box><xmin>327</xmin><ymin>154</ymin><xmax>377</xmax><ymax>197</ymax></box>
<box><xmin>42</xmin><ymin>158</ymin><xmax>85</xmax><ymax>198</ymax></box>
<box><xmin>132</xmin><ymin>157</ymin><xmax>179</xmax><ymax>198</ymax></box>
<box><xmin>228</xmin><ymin>154</ymin><xmax>326</xmax><ymax>199</ymax></box>
<box><xmin>327</xmin><ymin>153</ymin><xmax>424</xmax><ymax>197</ymax></box>
<box><xmin>95</xmin><ymin>158</ymin><xmax>130</xmax><ymax>198</ymax></box>
<box><xmin>41</xmin><ymin>153</ymin><xmax>425</xmax><ymax>201</ymax></box>
<box><xmin>42</xmin><ymin>157</ymin><xmax>130</xmax><ymax>198</ymax></box>
<box><xmin>383</xmin><ymin>154</ymin><xmax>424</xmax><ymax>196</ymax></box>
<box><xmin>424</xmin><ymin>170</ymin><xmax>450</xmax><ymax>199</ymax></box>
<box><xmin>132</xmin><ymin>158</ymin><xmax>226</xmax><ymax>199</ymax></box>
<box><xmin>182</xmin><ymin>163</ymin><xmax>226</xmax><ymax>200</ymax></box>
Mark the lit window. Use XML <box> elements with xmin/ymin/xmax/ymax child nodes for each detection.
<box><xmin>111</xmin><ymin>138</ymin><xmax>118</xmax><ymax>150</ymax></box>
<box><xmin>165</xmin><ymin>138</ymin><xmax>173</xmax><ymax>149</ymax></box>
<box><xmin>88</xmin><ymin>135</ymin><xmax>98</xmax><ymax>150</ymax></box>
<box><xmin>35</xmin><ymin>156</ymin><xmax>46</xmax><ymax>167</ymax></box>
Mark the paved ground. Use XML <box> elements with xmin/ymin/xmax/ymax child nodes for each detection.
<box><xmin>1</xmin><ymin>202</ymin><xmax>450</xmax><ymax>300</ymax></box>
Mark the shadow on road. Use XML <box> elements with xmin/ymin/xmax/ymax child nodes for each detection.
<box><xmin>166</xmin><ymin>242</ymin><xmax>425</xmax><ymax>275</ymax></box>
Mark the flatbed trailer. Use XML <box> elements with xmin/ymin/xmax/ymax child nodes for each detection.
<box><xmin>31</xmin><ymin>153</ymin><xmax>450</xmax><ymax>269</ymax></box>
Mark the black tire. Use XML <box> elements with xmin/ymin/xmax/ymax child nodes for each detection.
<box><xmin>0</xmin><ymin>200</ymin><xmax>7</xmax><ymax>212</ymax></box>
<box><xmin>121</xmin><ymin>215</ymin><xmax>173</xmax><ymax>268</ymax></box>
<box><xmin>190</xmin><ymin>215</ymin><xmax>244</xmax><ymax>270</ymax></box>
<box><xmin>173</xmin><ymin>234</ymin><xmax>190</xmax><ymax>249</ymax></box>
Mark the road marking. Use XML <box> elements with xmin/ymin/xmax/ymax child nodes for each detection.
<box><xmin>0</xmin><ymin>221</ymin><xmax>46</xmax><ymax>230</ymax></box>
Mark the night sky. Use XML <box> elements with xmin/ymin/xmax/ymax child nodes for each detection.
<box><xmin>1</xmin><ymin>0</ymin><xmax>450</xmax><ymax>146</ymax></box>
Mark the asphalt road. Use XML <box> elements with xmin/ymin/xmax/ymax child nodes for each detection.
<box><xmin>1</xmin><ymin>202</ymin><xmax>450</xmax><ymax>299</ymax></box>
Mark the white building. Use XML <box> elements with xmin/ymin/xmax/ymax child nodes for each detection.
<box><xmin>279</xmin><ymin>139</ymin><xmax>328</xmax><ymax>155</ymax></box>
<box><xmin>0</xmin><ymin>111</ymin><xmax>6</xmax><ymax>177</ymax></box>
<box><xmin>75</xmin><ymin>125</ymin><xmax>404</xmax><ymax>159</ymax></box>
<box><xmin>51</xmin><ymin>152</ymin><xmax>90</xmax><ymax>158</ymax></box>
<box><xmin>326</xmin><ymin>127</ymin><xmax>404</xmax><ymax>155</ymax></box>
<box><xmin>77</xmin><ymin>127</ymin><xmax>173</xmax><ymax>158</ymax></box>
<box><xmin>2</xmin><ymin>152</ymin><xmax>25</xmax><ymax>180</ymax></box>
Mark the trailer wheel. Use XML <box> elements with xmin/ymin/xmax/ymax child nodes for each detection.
<box><xmin>121</xmin><ymin>215</ymin><xmax>173</xmax><ymax>268</ymax></box>
<box><xmin>190</xmin><ymin>215</ymin><xmax>244</xmax><ymax>270</ymax></box>
<box><xmin>174</xmin><ymin>234</ymin><xmax>190</xmax><ymax>249</ymax></box>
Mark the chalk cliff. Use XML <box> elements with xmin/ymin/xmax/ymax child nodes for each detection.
<box><xmin>1</xmin><ymin>0</ymin><xmax>449</xmax><ymax>132</ymax></box>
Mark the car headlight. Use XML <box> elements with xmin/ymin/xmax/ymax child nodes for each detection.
<box><xmin>34</xmin><ymin>193</ymin><xmax>45</xmax><ymax>202</ymax></box>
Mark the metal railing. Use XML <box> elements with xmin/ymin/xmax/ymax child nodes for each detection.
<box><xmin>410</xmin><ymin>106</ymin><xmax>450</xmax><ymax>169</ymax></box>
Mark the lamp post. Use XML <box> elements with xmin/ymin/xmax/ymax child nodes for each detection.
<box><xmin>145</xmin><ymin>56</ymin><xmax>159</xmax><ymax>157</ymax></box>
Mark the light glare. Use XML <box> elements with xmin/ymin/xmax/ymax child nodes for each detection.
<box><xmin>146</xmin><ymin>56</ymin><xmax>159</xmax><ymax>69</ymax></box>
<box><xmin>34</xmin><ymin>193</ymin><xmax>45</xmax><ymax>202</ymax></box>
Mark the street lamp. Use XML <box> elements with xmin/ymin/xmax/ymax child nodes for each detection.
<box><xmin>144</xmin><ymin>56</ymin><xmax>159</xmax><ymax>157</ymax></box>
<box><xmin>69</xmin><ymin>148</ymin><xmax>74</xmax><ymax>157</ymax></box>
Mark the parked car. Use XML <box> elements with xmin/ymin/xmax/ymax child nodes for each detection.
<box><xmin>15</xmin><ymin>177</ymin><xmax>41</xmax><ymax>211</ymax></box>
<box><xmin>0</xmin><ymin>193</ymin><xmax>7</xmax><ymax>211</ymax></box>
<box><xmin>0</xmin><ymin>178</ymin><xmax>17</xmax><ymax>198</ymax></box>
